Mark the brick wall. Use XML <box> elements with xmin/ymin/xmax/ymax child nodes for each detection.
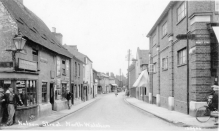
<box><xmin>148</xmin><ymin>1</ymin><xmax>217</xmax><ymax>114</ymax></box>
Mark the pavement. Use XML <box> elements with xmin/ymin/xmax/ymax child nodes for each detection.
<box><xmin>0</xmin><ymin>94</ymin><xmax>103</xmax><ymax>130</ymax></box>
<box><xmin>124</xmin><ymin>96</ymin><xmax>218</xmax><ymax>129</ymax></box>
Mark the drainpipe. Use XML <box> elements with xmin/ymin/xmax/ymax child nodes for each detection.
<box><xmin>186</xmin><ymin>1</ymin><xmax>190</xmax><ymax>115</ymax></box>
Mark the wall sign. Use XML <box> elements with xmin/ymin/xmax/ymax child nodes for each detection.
<box><xmin>40</xmin><ymin>57</ymin><xmax>48</xmax><ymax>63</ymax></box>
<box><xmin>18</xmin><ymin>58</ymin><xmax>37</xmax><ymax>71</ymax></box>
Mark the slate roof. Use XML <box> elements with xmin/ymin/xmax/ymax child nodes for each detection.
<box><xmin>1</xmin><ymin>0</ymin><xmax>73</xmax><ymax>58</ymax></box>
<box><xmin>139</xmin><ymin>50</ymin><xmax>149</xmax><ymax>65</ymax></box>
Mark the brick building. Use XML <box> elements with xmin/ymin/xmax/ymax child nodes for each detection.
<box><xmin>147</xmin><ymin>1</ymin><xmax>219</xmax><ymax>116</ymax></box>
<box><xmin>0</xmin><ymin>0</ymin><xmax>73</xmax><ymax>122</ymax></box>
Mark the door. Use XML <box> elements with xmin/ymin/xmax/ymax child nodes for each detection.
<box><xmin>81</xmin><ymin>84</ymin><xmax>83</xmax><ymax>101</ymax></box>
<box><xmin>71</xmin><ymin>84</ymin><xmax>74</xmax><ymax>105</ymax></box>
<box><xmin>50</xmin><ymin>83</ymin><xmax>54</xmax><ymax>110</ymax></box>
<box><xmin>93</xmin><ymin>85</ymin><xmax>95</xmax><ymax>98</ymax></box>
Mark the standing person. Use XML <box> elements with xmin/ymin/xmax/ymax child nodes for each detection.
<box><xmin>0</xmin><ymin>88</ymin><xmax>5</xmax><ymax>126</ymax></box>
<box><xmin>5</xmin><ymin>88</ymin><xmax>18</xmax><ymax>126</ymax></box>
<box><xmin>66</xmin><ymin>89</ymin><xmax>72</xmax><ymax>109</ymax></box>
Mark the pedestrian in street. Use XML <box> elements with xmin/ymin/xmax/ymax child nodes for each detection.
<box><xmin>66</xmin><ymin>89</ymin><xmax>73</xmax><ymax>110</ymax></box>
<box><xmin>5</xmin><ymin>87</ymin><xmax>18</xmax><ymax>126</ymax></box>
<box><xmin>0</xmin><ymin>87</ymin><xmax>6</xmax><ymax>126</ymax></box>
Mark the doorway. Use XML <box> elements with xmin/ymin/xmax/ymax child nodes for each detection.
<box><xmin>71</xmin><ymin>84</ymin><xmax>74</xmax><ymax>105</ymax></box>
<box><xmin>93</xmin><ymin>85</ymin><xmax>95</xmax><ymax>98</ymax></box>
<box><xmin>50</xmin><ymin>83</ymin><xmax>54</xmax><ymax>110</ymax></box>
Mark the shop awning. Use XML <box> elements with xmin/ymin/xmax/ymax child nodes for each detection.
<box><xmin>212</xmin><ymin>26</ymin><xmax>219</xmax><ymax>41</ymax></box>
<box><xmin>132</xmin><ymin>69</ymin><xmax>149</xmax><ymax>88</ymax></box>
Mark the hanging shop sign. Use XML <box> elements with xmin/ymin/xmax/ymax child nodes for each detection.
<box><xmin>18</xmin><ymin>58</ymin><xmax>37</xmax><ymax>71</ymax></box>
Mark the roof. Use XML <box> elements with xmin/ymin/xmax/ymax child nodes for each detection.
<box><xmin>63</xmin><ymin>44</ymin><xmax>93</xmax><ymax>63</ymax></box>
<box><xmin>1</xmin><ymin>0</ymin><xmax>73</xmax><ymax>58</ymax></box>
<box><xmin>146</xmin><ymin>1</ymin><xmax>177</xmax><ymax>37</ymax></box>
<box><xmin>138</xmin><ymin>49</ymin><xmax>149</xmax><ymax>65</ymax></box>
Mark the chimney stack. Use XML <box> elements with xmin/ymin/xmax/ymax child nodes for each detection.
<box><xmin>52</xmin><ymin>27</ymin><xmax>63</xmax><ymax>45</ymax></box>
<box><xmin>52</xmin><ymin>27</ymin><xmax>56</xmax><ymax>33</ymax></box>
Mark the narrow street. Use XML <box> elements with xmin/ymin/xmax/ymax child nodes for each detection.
<box><xmin>29</xmin><ymin>93</ymin><xmax>213</xmax><ymax>131</ymax></box>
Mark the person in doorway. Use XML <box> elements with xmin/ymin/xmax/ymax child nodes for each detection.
<box><xmin>5</xmin><ymin>87</ymin><xmax>18</xmax><ymax>126</ymax></box>
<box><xmin>66</xmin><ymin>89</ymin><xmax>73</xmax><ymax>110</ymax></box>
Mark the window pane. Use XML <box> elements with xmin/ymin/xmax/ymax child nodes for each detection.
<box><xmin>42</xmin><ymin>82</ymin><xmax>47</xmax><ymax>103</ymax></box>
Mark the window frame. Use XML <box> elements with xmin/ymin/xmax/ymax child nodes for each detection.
<box><xmin>75</xmin><ymin>62</ymin><xmax>77</xmax><ymax>77</ymax></box>
<box><xmin>13</xmin><ymin>80</ymin><xmax>37</xmax><ymax>107</ymax></box>
<box><xmin>153</xmin><ymin>62</ymin><xmax>157</xmax><ymax>73</ymax></box>
<box><xmin>162</xmin><ymin>22</ymin><xmax>167</xmax><ymax>37</ymax></box>
<box><xmin>177</xmin><ymin>2</ymin><xmax>187</xmax><ymax>22</ymax></box>
<box><xmin>62</xmin><ymin>60</ymin><xmax>66</xmax><ymax>76</ymax></box>
<box><xmin>42</xmin><ymin>82</ymin><xmax>47</xmax><ymax>103</ymax></box>
<box><xmin>177</xmin><ymin>48</ymin><xmax>187</xmax><ymax>66</ymax></box>
<box><xmin>162</xmin><ymin>57</ymin><xmax>168</xmax><ymax>70</ymax></box>
<box><xmin>152</xmin><ymin>35</ymin><xmax>156</xmax><ymax>46</ymax></box>
<box><xmin>216</xmin><ymin>1</ymin><xmax>219</xmax><ymax>13</ymax></box>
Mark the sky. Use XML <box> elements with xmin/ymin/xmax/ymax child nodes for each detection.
<box><xmin>24</xmin><ymin>0</ymin><xmax>170</xmax><ymax>77</ymax></box>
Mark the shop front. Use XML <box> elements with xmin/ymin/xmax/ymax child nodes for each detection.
<box><xmin>0</xmin><ymin>72</ymin><xmax>38</xmax><ymax>123</ymax></box>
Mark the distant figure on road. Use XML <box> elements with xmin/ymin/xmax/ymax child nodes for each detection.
<box><xmin>115</xmin><ymin>90</ymin><xmax>118</xmax><ymax>97</ymax></box>
<box><xmin>66</xmin><ymin>89</ymin><xmax>73</xmax><ymax>110</ymax></box>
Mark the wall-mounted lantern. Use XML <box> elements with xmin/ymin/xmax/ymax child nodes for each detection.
<box><xmin>6</xmin><ymin>34</ymin><xmax>27</xmax><ymax>70</ymax></box>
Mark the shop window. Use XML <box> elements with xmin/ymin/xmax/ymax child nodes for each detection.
<box><xmin>26</xmin><ymin>80</ymin><xmax>37</xmax><ymax>106</ymax></box>
<box><xmin>177</xmin><ymin>2</ymin><xmax>186</xmax><ymax>22</ymax></box>
<box><xmin>178</xmin><ymin>48</ymin><xmax>187</xmax><ymax>66</ymax></box>
<box><xmin>42</xmin><ymin>82</ymin><xmax>47</xmax><ymax>103</ymax></box>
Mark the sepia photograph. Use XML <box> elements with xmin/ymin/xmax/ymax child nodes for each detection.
<box><xmin>0</xmin><ymin>0</ymin><xmax>218</xmax><ymax>130</ymax></box>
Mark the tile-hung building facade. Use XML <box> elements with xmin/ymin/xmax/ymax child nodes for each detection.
<box><xmin>0</xmin><ymin>0</ymin><xmax>72</xmax><ymax>122</ymax></box>
<box><xmin>147</xmin><ymin>1</ymin><xmax>219</xmax><ymax>116</ymax></box>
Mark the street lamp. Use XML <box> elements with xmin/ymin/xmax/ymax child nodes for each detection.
<box><xmin>6</xmin><ymin>34</ymin><xmax>27</xmax><ymax>70</ymax></box>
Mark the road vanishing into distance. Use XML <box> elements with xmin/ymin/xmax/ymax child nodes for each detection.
<box><xmin>30</xmin><ymin>92</ymin><xmax>215</xmax><ymax>131</ymax></box>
